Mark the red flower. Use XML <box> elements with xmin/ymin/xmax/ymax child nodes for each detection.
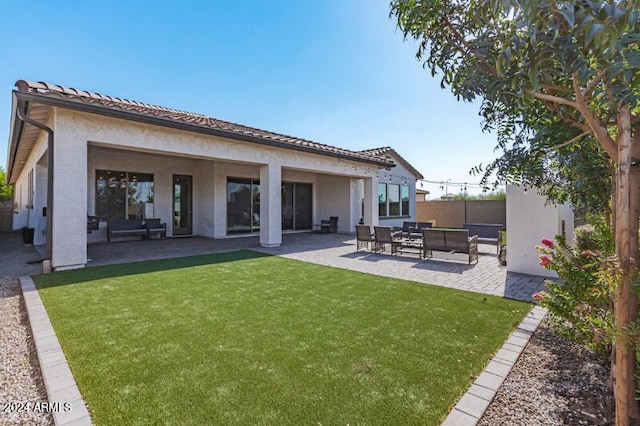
<box><xmin>533</xmin><ymin>292</ymin><xmax>546</xmax><ymax>301</ymax></box>
<box><xmin>541</xmin><ymin>238</ymin><xmax>554</xmax><ymax>248</ymax></box>
<box><xmin>539</xmin><ymin>255</ymin><xmax>552</xmax><ymax>267</ymax></box>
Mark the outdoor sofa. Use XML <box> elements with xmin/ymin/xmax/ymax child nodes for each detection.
<box><xmin>462</xmin><ymin>223</ymin><xmax>503</xmax><ymax>253</ymax></box>
<box><xmin>398</xmin><ymin>221</ymin><xmax>433</xmax><ymax>238</ymax></box>
<box><xmin>422</xmin><ymin>228</ymin><xmax>479</xmax><ymax>264</ymax></box>
<box><xmin>107</xmin><ymin>218</ymin><xmax>167</xmax><ymax>242</ymax></box>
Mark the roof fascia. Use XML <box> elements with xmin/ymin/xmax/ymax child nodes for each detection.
<box><xmin>7</xmin><ymin>92</ymin><xmax>26</xmax><ymax>184</ymax></box>
<box><xmin>13</xmin><ymin>91</ymin><xmax>394</xmax><ymax>168</ymax></box>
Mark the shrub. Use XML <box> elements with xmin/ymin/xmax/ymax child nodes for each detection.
<box><xmin>533</xmin><ymin>221</ymin><xmax>617</xmax><ymax>355</ymax></box>
<box><xmin>0</xmin><ymin>167</ymin><xmax>13</xmax><ymax>202</ymax></box>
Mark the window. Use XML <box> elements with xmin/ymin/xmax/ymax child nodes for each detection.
<box><xmin>388</xmin><ymin>184</ymin><xmax>400</xmax><ymax>216</ymax></box>
<box><xmin>378</xmin><ymin>183</ymin><xmax>410</xmax><ymax>217</ymax></box>
<box><xmin>128</xmin><ymin>173</ymin><xmax>154</xmax><ymax>219</ymax></box>
<box><xmin>378</xmin><ymin>183</ymin><xmax>387</xmax><ymax>217</ymax></box>
<box><xmin>96</xmin><ymin>170</ymin><xmax>154</xmax><ymax>221</ymax></box>
<box><xmin>401</xmin><ymin>185</ymin><xmax>410</xmax><ymax>216</ymax></box>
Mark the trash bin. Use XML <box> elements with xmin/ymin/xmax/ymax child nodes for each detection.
<box><xmin>22</xmin><ymin>227</ymin><xmax>34</xmax><ymax>244</ymax></box>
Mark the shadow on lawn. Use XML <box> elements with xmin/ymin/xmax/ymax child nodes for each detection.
<box><xmin>34</xmin><ymin>250</ymin><xmax>272</xmax><ymax>288</ymax></box>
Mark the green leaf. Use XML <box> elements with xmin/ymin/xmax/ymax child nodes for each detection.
<box><xmin>558</xmin><ymin>4</ymin><xmax>575</xmax><ymax>29</ymax></box>
<box><xmin>585</xmin><ymin>23</ymin><xmax>605</xmax><ymax>47</ymax></box>
<box><xmin>608</xmin><ymin>61</ymin><xmax>624</xmax><ymax>78</ymax></box>
<box><xmin>625</xmin><ymin>51</ymin><xmax>640</xmax><ymax>69</ymax></box>
<box><xmin>504</xmin><ymin>45</ymin><xmax>512</xmax><ymax>62</ymax></box>
<box><xmin>611</xmin><ymin>7</ymin><xmax>625</xmax><ymax>22</ymax></box>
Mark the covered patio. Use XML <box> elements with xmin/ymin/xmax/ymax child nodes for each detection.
<box><xmin>83</xmin><ymin>232</ymin><xmax>544</xmax><ymax>302</ymax></box>
<box><xmin>8</xmin><ymin>80</ymin><xmax>395</xmax><ymax>271</ymax></box>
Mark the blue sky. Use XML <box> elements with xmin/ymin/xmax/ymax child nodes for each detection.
<box><xmin>0</xmin><ymin>0</ymin><xmax>503</xmax><ymax>197</ymax></box>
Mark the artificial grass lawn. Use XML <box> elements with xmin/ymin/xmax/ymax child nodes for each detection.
<box><xmin>35</xmin><ymin>251</ymin><xmax>530</xmax><ymax>425</ymax></box>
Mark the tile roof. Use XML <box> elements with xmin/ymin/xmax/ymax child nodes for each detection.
<box><xmin>14</xmin><ymin>80</ymin><xmax>394</xmax><ymax>167</ymax></box>
<box><xmin>360</xmin><ymin>146</ymin><xmax>393</xmax><ymax>157</ymax></box>
<box><xmin>360</xmin><ymin>146</ymin><xmax>423</xmax><ymax>179</ymax></box>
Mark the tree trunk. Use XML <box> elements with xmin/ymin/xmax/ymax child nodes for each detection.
<box><xmin>615</xmin><ymin>105</ymin><xmax>636</xmax><ymax>425</ymax></box>
<box><xmin>628</xmin><ymin>165</ymin><xmax>640</xmax><ymax>421</ymax></box>
<box><xmin>611</xmin><ymin>187</ymin><xmax>617</xmax><ymax>395</ymax></box>
<box><xmin>628</xmin><ymin>130</ymin><xmax>640</xmax><ymax>420</ymax></box>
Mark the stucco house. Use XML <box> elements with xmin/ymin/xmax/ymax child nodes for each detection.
<box><xmin>358</xmin><ymin>147</ymin><xmax>423</xmax><ymax>229</ymax></box>
<box><xmin>7</xmin><ymin>80</ymin><xmax>421</xmax><ymax>271</ymax></box>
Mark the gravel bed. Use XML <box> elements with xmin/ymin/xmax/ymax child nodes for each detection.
<box><xmin>0</xmin><ymin>275</ymin><xmax>52</xmax><ymax>426</ymax></box>
<box><xmin>479</xmin><ymin>319</ymin><xmax>614</xmax><ymax>425</ymax></box>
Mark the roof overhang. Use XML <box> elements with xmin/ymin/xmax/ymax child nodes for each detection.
<box><xmin>6</xmin><ymin>91</ymin><xmax>21</xmax><ymax>183</ymax></box>
<box><xmin>7</xmin><ymin>93</ymin><xmax>54</xmax><ymax>184</ymax></box>
<box><xmin>8</xmin><ymin>90</ymin><xmax>394</xmax><ymax>181</ymax></box>
<box><xmin>376</xmin><ymin>148</ymin><xmax>423</xmax><ymax>180</ymax></box>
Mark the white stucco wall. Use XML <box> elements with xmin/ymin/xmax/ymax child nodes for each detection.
<box><xmin>194</xmin><ymin>159</ymin><xmax>215</xmax><ymax>237</ymax></box>
<box><xmin>40</xmin><ymin>108</ymin><xmax>383</xmax><ymax>269</ymax></box>
<box><xmin>506</xmin><ymin>184</ymin><xmax>574</xmax><ymax>277</ymax></box>
<box><xmin>316</xmin><ymin>174</ymin><xmax>353</xmax><ymax>233</ymax></box>
<box><xmin>12</xmin><ymin>129</ymin><xmax>48</xmax><ymax>233</ymax></box>
<box><xmin>52</xmin><ymin>110</ymin><xmax>88</xmax><ymax>270</ymax></box>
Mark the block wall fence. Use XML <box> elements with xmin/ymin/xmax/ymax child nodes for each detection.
<box><xmin>416</xmin><ymin>199</ymin><xmax>506</xmax><ymax>228</ymax></box>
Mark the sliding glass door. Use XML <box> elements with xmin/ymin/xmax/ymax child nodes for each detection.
<box><xmin>283</xmin><ymin>182</ymin><xmax>312</xmax><ymax>230</ymax></box>
<box><xmin>227</xmin><ymin>179</ymin><xmax>312</xmax><ymax>234</ymax></box>
<box><xmin>227</xmin><ymin>179</ymin><xmax>260</xmax><ymax>234</ymax></box>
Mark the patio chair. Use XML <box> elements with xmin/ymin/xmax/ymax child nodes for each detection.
<box><xmin>409</xmin><ymin>222</ymin><xmax>433</xmax><ymax>239</ymax></box>
<box><xmin>356</xmin><ymin>225</ymin><xmax>375</xmax><ymax>251</ymax></box>
<box><xmin>373</xmin><ymin>226</ymin><xmax>401</xmax><ymax>254</ymax></box>
<box><xmin>329</xmin><ymin>216</ymin><xmax>338</xmax><ymax>233</ymax></box>
<box><xmin>320</xmin><ymin>216</ymin><xmax>339</xmax><ymax>233</ymax></box>
<box><xmin>401</xmin><ymin>221</ymin><xmax>417</xmax><ymax>238</ymax></box>
<box><xmin>145</xmin><ymin>218</ymin><xmax>167</xmax><ymax>239</ymax></box>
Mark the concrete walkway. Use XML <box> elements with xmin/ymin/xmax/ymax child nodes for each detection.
<box><xmin>87</xmin><ymin>232</ymin><xmax>546</xmax><ymax>302</ymax></box>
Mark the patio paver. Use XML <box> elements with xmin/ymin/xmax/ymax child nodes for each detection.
<box><xmin>86</xmin><ymin>232</ymin><xmax>547</xmax><ymax>302</ymax></box>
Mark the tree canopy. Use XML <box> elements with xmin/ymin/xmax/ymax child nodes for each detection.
<box><xmin>0</xmin><ymin>167</ymin><xmax>13</xmax><ymax>202</ymax></box>
<box><xmin>392</xmin><ymin>0</ymin><xmax>639</xmax><ymax>214</ymax></box>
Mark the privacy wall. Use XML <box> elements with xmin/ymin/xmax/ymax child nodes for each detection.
<box><xmin>416</xmin><ymin>199</ymin><xmax>506</xmax><ymax>228</ymax></box>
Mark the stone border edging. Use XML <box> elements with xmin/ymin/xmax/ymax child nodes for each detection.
<box><xmin>20</xmin><ymin>276</ymin><xmax>93</xmax><ymax>426</ymax></box>
<box><xmin>441</xmin><ymin>305</ymin><xmax>548</xmax><ymax>426</ymax></box>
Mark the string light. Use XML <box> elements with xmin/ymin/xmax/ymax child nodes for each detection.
<box><xmin>418</xmin><ymin>178</ymin><xmax>493</xmax><ymax>189</ymax></box>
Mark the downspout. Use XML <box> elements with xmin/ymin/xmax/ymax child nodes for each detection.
<box><xmin>15</xmin><ymin>105</ymin><xmax>54</xmax><ymax>261</ymax></box>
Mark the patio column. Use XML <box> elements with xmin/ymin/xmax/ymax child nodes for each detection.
<box><xmin>51</xmin><ymin>124</ymin><xmax>87</xmax><ymax>270</ymax></box>
<box><xmin>212</xmin><ymin>162</ymin><xmax>227</xmax><ymax>238</ymax></box>
<box><xmin>363</xmin><ymin>176</ymin><xmax>378</xmax><ymax>226</ymax></box>
<box><xmin>259</xmin><ymin>163</ymin><xmax>282</xmax><ymax>247</ymax></box>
